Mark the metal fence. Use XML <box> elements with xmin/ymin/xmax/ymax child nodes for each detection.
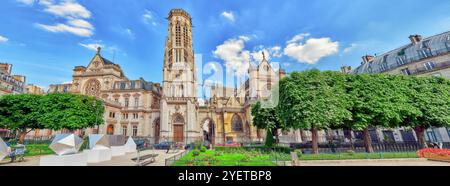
<box><xmin>288</xmin><ymin>142</ymin><xmax>450</xmax><ymax>154</ymax></box>
<box><xmin>165</xmin><ymin>149</ymin><xmax>191</xmax><ymax>166</ymax></box>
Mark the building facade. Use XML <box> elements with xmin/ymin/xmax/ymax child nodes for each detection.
<box><xmin>0</xmin><ymin>63</ymin><xmax>26</xmax><ymax>95</ymax></box>
<box><xmin>44</xmin><ymin>9</ymin><xmax>285</xmax><ymax>145</ymax></box>
<box><xmin>345</xmin><ymin>32</ymin><xmax>450</xmax><ymax>143</ymax></box>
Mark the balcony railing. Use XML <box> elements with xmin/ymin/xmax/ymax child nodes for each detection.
<box><xmin>410</xmin><ymin>60</ymin><xmax>450</xmax><ymax>75</ymax></box>
<box><xmin>376</xmin><ymin>47</ymin><xmax>450</xmax><ymax>73</ymax></box>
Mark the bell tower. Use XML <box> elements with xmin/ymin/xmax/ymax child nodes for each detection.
<box><xmin>160</xmin><ymin>9</ymin><xmax>199</xmax><ymax>143</ymax></box>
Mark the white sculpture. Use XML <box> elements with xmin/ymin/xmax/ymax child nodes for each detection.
<box><xmin>89</xmin><ymin>134</ymin><xmax>110</xmax><ymax>150</ymax></box>
<box><xmin>0</xmin><ymin>138</ymin><xmax>8</xmax><ymax>161</ymax></box>
<box><xmin>125</xmin><ymin>137</ymin><xmax>137</xmax><ymax>153</ymax></box>
<box><xmin>49</xmin><ymin>134</ymin><xmax>83</xmax><ymax>156</ymax></box>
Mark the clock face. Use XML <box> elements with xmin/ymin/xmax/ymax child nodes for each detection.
<box><xmin>85</xmin><ymin>79</ymin><xmax>101</xmax><ymax>96</ymax></box>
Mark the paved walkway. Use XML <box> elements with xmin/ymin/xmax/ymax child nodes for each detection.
<box><xmin>0</xmin><ymin>149</ymin><xmax>184</xmax><ymax>166</ymax></box>
<box><xmin>296</xmin><ymin>158</ymin><xmax>450</xmax><ymax>166</ymax></box>
<box><xmin>2</xmin><ymin>154</ymin><xmax>449</xmax><ymax>166</ymax></box>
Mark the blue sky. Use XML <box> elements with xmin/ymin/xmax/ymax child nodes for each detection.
<box><xmin>1</xmin><ymin>0</ymin><xmax>450</xmax><ymax>91</ymax></box>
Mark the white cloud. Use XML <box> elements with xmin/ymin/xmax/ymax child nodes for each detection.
<box><xmin>36</xmin><ymin>23</ymin><xmax>93</xmax><ymax>37</ymax></box>
<box><xmin>343</xmin><ymin>43</ymin><xmax>358</xmax><ymax>54</ymax></box>
<box><xmin>67</xmin><ymin>19</ymin><xmax>93</xmax><ymax>29</ymax></box>
<box><xmin>43</xmin><ymin>1</ymin><xmax>91</xmax><ymax>19</ymax></box>
<box><xmin>0</xmin><ymin>35</ymin><xmax>8</xmax><ymax>43</ymax></box>
<box><xmin>284</xmin><ymin>34</ymin><xmax>339</xmax><ymax>64</ymax></box>
<box><xmin>287</xmin><ymin>33</ymin><xmax>310</xmax><ymax>44</ymax></box>
<box><xmin>142</xmin><ymin>9</ymin><xmax>157</xmax><ymax>26</ymax></box>
<box><xmin>213</xmin><ymin>36</ymin><xmax>250</xmax><ymax>76</ymax></box>
<box><xmin>221</xmin><ymin>11</ymin><xmax>235</xmax><ymax>22</ymax></box>
<box><xmin>250</xmin><ymin>45</ymin><xmax>283</xmax><ymax>63</ymax></box>
<box><xmin>79</xmin><ymin>43</ymin><xmax>104</xmax><ymax>51</ymax></box>
<box><xmin>22</xmin><ymin>0</ymin><xmax>95</xmax><ymax>37</ymax></box>
<box><xmin>124</xmin><ymin>28</ymin><xmax>135</xmax><ymax>39</ymax></box>
<box><xmin>16</xmin><ymin>0</ymin><xmax>35</xmax><ymax>5</ymax></box>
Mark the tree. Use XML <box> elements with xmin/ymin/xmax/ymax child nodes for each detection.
<box><xmin>345</xmin><ymin>74</ymin><xmax>418</xmax><ymax>153</ymax></box>
<box><xmin>401</xmin><ymin>76</ymin><xmax>450</xmax><ymax>148</ymax></box>
<box><xmin>278</xmin><ymin>70</ymin><xmax>351</xmax><ymax>154</ymax></box>
<box><xmin>251</xmin><ymin>101</ymin><xmax>284</xmax><ymax>147</ymax></box>
<box><xmin>39</xmin><ymin>93</ymin><xmax>104</xmax><ymax>132</ymax></box>
<box><xmin>0</xmin><ymin>94</ymin><xmax>45</xmax><ymax>143</ymax></box>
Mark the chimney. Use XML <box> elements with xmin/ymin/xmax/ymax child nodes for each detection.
<box><xmin>0</xmin><ymin>63</ymin><xmax>12</xmax><ymax>74</ymax></box>
<box><xmin>340</xmin><ymin>66</ymin><xmax>352</xmax><ymax>74</ymax></box>
<box><xmin>361</xmin><ymin>55</ymin><xmax>375</xmax><ymax>64</ymax></box>
<box><xmin>409</xmin><ymin>35</ymin><xmax>422</xmax><ymax>44</ymax></box>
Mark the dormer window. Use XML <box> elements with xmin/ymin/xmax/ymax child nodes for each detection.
<box><xmin>396</xmin><ymin>56</ymin><xmax>407</xmax><ymax>66</ymax></box>
<box><xmin>418</xmin><ymin>40</ymin><xmax>432</xmax><ymax>59</ymax></box>
<box><xmin>445</xmin><ymin>35</ymin><xmax>450</xmax><ymax>49</ymax></box>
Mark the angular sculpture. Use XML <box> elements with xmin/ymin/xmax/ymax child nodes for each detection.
<box><xmin>49</xmin><ymin>134</ymin><xmax>83</xmax><ymax>156</ymax></box>
<box><xmin>125</xmin><ymin>137</ymin><xmax>137</xmax><ymax>153</ymax></box>
<box><xmin>107</xmin><ymin>135</ymin><xmax>127</xmax><ymax>146</ymax></box>
<box><xmin>0</xmin><ymin>137</ymin><xmax>8</xmax><ymax>161</ymax></box>
<box><xmin>89</xmin><ymin>134</ymin><xmax>110</xmax><ymax>150</ymax></box>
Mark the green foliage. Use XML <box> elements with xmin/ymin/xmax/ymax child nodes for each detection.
<box><xmin>251</xmin><ymin>101</ymin><xmax>284</xmax><ymax>130</ymax></box>
<box><xmin>0</xmin><ymin>93</ymin><xmax>104</xmax><ymax>133</ymax></box>
<box><xmin>192</xmin><ymin>149</ymin><xmax>200</xmax><ymax>156</ymax></box>
<box><xmin>401</xmin><ymin>76</ymin><xmax>450</xmax><ymax>128</ymax></box>
<box><xmin>295</xmin><ymin>149</ymin><xmax>302</xmax><ymax>157</ymax></box>
<box><xmin>0</xmin><ymin>94</ymin><xmax>45</xmax><ymax>132</ymax></box>
<box><xmin>264</xmin><ymin>129</ymin><xmax>275</xmax><ymax>147</ymax></box>
<box><xmin>39</xmin><ymin>93</ymin><xmax>104</xmax><ymax>130</ymax></box>
<box><xmin>278</xmin><ymin>70</ymin><xmax>352</xmax><ymax>131</ymax></box>
<box><xmin>200</xmin><ymin>146</ymin><xmax>207</xmax><ymax>152</ymax></box>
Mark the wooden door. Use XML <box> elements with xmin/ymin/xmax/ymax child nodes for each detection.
<box><xmin>173</xmin><ymin>125</ymin><xmax>184</xmax><ymax>142</ymax></box>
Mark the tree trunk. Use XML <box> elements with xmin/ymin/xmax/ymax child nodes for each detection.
<box><xmin>414</xmin><ymin>126</ymin><xmax>428</xmax><ymax>149</ymax></box>
<box><xmin>18</xmin><ymin>129</ymin><xmax>29</xmax><ymax>144</ymax></box>
<box><xmin>272</xmin><ymin>129</ymin><xmax>279</xmax><ymax>144</ymax></box>
<box><xmin>311</xmin><ymin>128</ymin><xmax>319</xmax><ymax>154</ymax></box>
<box><xmin>349</xmin><ymin>129</ymin><xmax>355</xmax><ymax>150</ymax></box>
<box><xmin>363</xmin><ymin>128</ymin><xmax>374</xmax><ymax>153</ymax></box>
<box><xmin>300</xmin><ymin>129</ymin><xmax>307</xmax><ymax>142</ymax></box>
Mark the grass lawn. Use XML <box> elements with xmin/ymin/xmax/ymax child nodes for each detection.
<box><xmin>3</xmin><ymin>144</ymin><xmax>53</xmax><ymax>160</ymax></box>
<box><xmin>298</xmin><ymin>152</ymin><xmax>418</xmax><ymax>160</ymax></box>
<box><xmin>173</xmin><ymin>147</ymin><xmax>419</xmax><ymax>166</ymax></box>
<box><xmin>174</xmin><ymin>150</ymin><xmax>278</xmax><ymax>166</ymax></box>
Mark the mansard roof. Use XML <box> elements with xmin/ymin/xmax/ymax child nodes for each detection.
<box><xmin>112</xmin><ymin>78</ymin><xmax>161</xmax><ymax>95</ymax></box>
<box><xmin>351</xmin><ymin>31</ymin><xmax>450</xmax><ymax>74</ymax></box>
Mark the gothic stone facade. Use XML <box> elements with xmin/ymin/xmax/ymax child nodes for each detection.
<box><xmin>47</xmin><ymin>9</ymin><xmax>284</xmax><ymax>144</ymax></box>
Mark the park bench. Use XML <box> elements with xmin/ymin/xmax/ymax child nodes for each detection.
<box><xmin>132</xmin><ymin>154</ymin><xmax>158</xmax><ymax>166</ymax></box>
<box><xmin>9</xmin><ymin>145</ymin><xmax>26</xmax><ymax>163</ymax></box>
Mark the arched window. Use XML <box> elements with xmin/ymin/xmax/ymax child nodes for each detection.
<box><xmin>173</xmin><ymin>114</ymin><xmax>184</xmax><ymax>124</ymax></box>
<box><xmin>231</xmin><ymin>114</ymin><xmax>243</xmax><ymax>132</ymax></box>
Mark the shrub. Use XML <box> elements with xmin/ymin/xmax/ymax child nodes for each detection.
<box><xmin>192</xmin><ymin>149</ymin><xmax>200</xmax><ymax>157</ymax></box>
<box><xmin>264</xmin><ymin>130</ymin><xmax>275</xmax><ymax>147</ymax></box>
<box><xmin>295</xmin><ymin>149</ymin><xmax>302</xmax><ymax>157</ymax></box>
<box><xmin>200</xmin><ymin>146</ymin><xmax>207</xmax><ymax>152</ymax></box>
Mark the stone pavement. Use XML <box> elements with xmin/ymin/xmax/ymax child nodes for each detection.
<box><xmin>0</xmin><ymin>149</ymin><xmax>184</xmax><ymax>166</ymax></box>
<box><xmin>296</xmin><ymin>158</ymin><xmax>450</xmax><ymax>166</ymax></box>
<box><xmin>2</xmin><ymin>154</ymin><xmax>449</xmax><ymax>166</ymax></box>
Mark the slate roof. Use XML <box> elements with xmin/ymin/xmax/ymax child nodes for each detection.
<box><xmin>351</xmin><ymin>31</ymin><xmax>450</xmax><ymax>74</ymax></box>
